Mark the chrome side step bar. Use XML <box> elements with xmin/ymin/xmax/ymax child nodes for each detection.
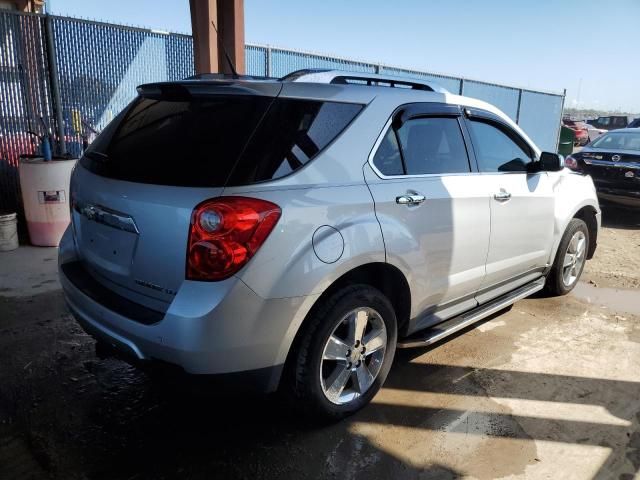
<box><xmin>397</xmin><ymin>277</ymin><xmax>545</xmax><ymax>349</ymax></box>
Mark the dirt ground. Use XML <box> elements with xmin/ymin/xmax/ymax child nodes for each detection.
<box><xmin>581</xmin><ymin>207</ymin><xmax>640</xmax><ymax>290</ymax></box>
<box><xmin>0</xmin><ymin>206</ymin><xmax>639</xmax><ymax>480</ymax></box>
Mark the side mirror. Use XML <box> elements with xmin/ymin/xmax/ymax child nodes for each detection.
<box><xmin>539</xmin><ymin>152</ymin><xmax>564</xmax><ymax>172</ymax></box>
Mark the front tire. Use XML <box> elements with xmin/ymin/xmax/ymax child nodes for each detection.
<box><xmin>545</xmin><ymin>218</ymin><xmax>589</xmax><ymax>296</ymax></box>
<box><xmin>287</xmin><ymin>285</ymin><xmax>397</xmax><ymax>420</ymax></box>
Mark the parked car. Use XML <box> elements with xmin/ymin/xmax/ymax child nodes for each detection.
<box><xmin>566</xmin><ymin>128</ymin><xmax>640</xmax><ymax>207</ymax></box>
<box><xmin>562</xmin><ymin>118</ymin><xmax>589</xmax><ymax>146</ymax></box>
<box><xmin>587</xmin><ymin>115</ymin><xmax>636</xmax><ymax>131</ymax></box>
<box><xmin>627</xmin><ymin>118</ymin><xmax>640</xmax><ymax>129</ymax></box>
<box><xmin>584</xmin><ymin>123</ymin><xmax>607</xmax><ymax>143</ymax></box>
<box><xmin>58</xmin><ymin>70</ymin><xmax>601</xmax><ymax>419</ymax></box>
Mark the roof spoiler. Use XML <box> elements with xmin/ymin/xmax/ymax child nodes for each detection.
<box><xmin>136</xmin><ymin>80</ymin><xmax>282</xmax><ymax>99</ymax></box>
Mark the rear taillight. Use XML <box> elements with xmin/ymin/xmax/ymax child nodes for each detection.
<box><xmin>565</xmin><ymin>155</ymin><xmax>579</xmax><ymax>170</ymax></box>
<box><xmin>186</xmin><ymin>197</ymin><xmax>281</xmax><ymax>281</ymax></box>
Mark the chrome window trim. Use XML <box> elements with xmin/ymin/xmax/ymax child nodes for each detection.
<box><xmin>367</xmin><ymin>116</ymin><xmax>536</xmax><ymax>180</ymax></box>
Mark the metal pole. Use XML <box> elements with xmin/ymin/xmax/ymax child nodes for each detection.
<box><xmin>515</xmin><ymin>89</ymin><xmax>522</xmax><ymax>124</ymax></box>
<box><xmin>266</xmin><ymin>46</ymin><xmax>271</xmax><ymax>77</ymax></box>
<box><xmin>43</xmin><ymin>14</ymin><xmax>66</xmax><ymax>155</ymax></box>
<box><xmin>459</xmin><ymin>78</ymin><xmax>464</xmax><ymax>95</ymax></box>
<box><xmin>556</xmin><ymin>88</ymin><xmax>567</xmax><ymax>152</ymax></box>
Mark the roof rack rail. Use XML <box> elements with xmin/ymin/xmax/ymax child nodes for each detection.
<box><xmin>280</xmin><ymin>68</ymin><xmax>449</xmax><ymax>93</ymax></box>
<box><xmin>187</xmin><ymin>72</ymin><xmax>276</xmax><ymax>81</ymax></box>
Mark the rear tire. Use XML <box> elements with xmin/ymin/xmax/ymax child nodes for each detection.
<box><xmin>545</xmin><ymin>218</ymin><xmax>589</xmax><ymax>296</ymax></box>
<box><xmin>285</xmin><ymin>285</ymin><xmax>397</xmax><ymax>421</ymax></box>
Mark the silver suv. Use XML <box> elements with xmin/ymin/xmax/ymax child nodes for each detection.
<box><xmin>59</xmin><ymin>69</ymin><xmax>600</xmax><ymax>419</ymax></box>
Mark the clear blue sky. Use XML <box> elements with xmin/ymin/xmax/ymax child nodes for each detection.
<box><xmin>49</xmin><ymin>0</ymin><xmax>640</xmax><ymax>112</ymax></box>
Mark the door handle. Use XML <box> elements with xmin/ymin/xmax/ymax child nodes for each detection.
<box><xmin>494</xmin><ymin>190</ymin><xmax>512</xmax><ymax>202</ymax></box>
<box><xmin>396</xmin><ymin>194</ymin><xmax>426</xmax><ymax>206</ymax></box>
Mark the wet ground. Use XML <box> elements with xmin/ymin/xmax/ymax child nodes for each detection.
<box><xmin>0</xmin><ymin>206</ymin><xmax>639</xmax><ymax>480</ymax></box>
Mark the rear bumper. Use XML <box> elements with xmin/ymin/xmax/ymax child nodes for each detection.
<box><xmin>596</xmin><ymin>188</ymin><xmax>640</xmax><ymax>208</ymax></box>
<box><xmin>58</xmin><ymin>228</ymin><xmax>317</xmax><ymax>392</ymax></box>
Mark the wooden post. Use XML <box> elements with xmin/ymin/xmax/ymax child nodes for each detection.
<box><xmin>11</xmin><ymin>0</ymin><xmax>44</xmax><ymax>12</ymax></box>
<box><xmin>189</xmin><ymin>0</ymin><xmax>245</xmax><ymax>75</ymax></box>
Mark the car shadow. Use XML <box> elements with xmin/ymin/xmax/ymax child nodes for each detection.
<box><xmin>2</xmin><ymin>294</ymin><xmax>637</xmax><ymax>480</ymax></box>
<box><xmin>72</xmin><ymin>337</ymin><xmax>638</xmax><ymax>480</ymax></box>
<box><xmin>601</xmin><ymin>204</ymin><xmax>640</xmax><ymax>230</ymax></box>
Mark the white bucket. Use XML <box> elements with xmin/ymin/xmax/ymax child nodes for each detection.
<box><xmin>0</xmin><ymin>212</ymin><xmax>18</xmax><ymax>251</ymax></box>
<box><xmin>19</xmin><ymin>157</ymin><xmax>77</xmax><ymax>246</ymax></box>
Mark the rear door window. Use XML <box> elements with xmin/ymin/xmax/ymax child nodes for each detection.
<box><xmin>372</xmin><ymin>128</ymin><xmax>404</xmax><ymax>176</ymax></box>
<box><xmin>82</xmin><ymin>95</ymin><xmax>362</xmax><ymax>187</ymax></box>
<box><xmin>372</xmin><ymin>116</ymin><xmax>470</xmax><ymax>176</ymax></box>
<box><xmin>396</xmin><ymin>117</ymin><xmax>470</xmax><ymax>175</ymax></box>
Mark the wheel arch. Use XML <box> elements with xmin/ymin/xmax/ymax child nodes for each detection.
<box><xmin>279</xmin><ymin>262</ymin><xmax>411</xmax><ymax>388</ymax></box>
<box><xmin>549</xmin><ymin>197</ymin><xmax>600</xmax><ymax>267</ymax></box>
<box><xmin>573</xmin><ymin>205</ymin><xmax>599</xmax><ymax>259</ymax></box>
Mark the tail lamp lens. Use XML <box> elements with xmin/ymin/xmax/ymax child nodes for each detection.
<box><xmin>186</xmin><ymin>197</ymin><xmax>281</xmax><ymax>281</ymax></box>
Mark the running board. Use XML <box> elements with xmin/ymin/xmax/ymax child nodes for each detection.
<box><xmin>397</xmin><ymin>277</ymin><xmax>545</xmax><ymax>349</ymax></box>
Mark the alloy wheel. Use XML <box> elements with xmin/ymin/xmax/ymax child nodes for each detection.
<box><xmin>562</xmin><ymin>230</ymin><xmax>587</xmax><ymax>287</ymax></box>
<box><xmin>320</xmin><ymin>307</ymin><xmax>387</xmax><ymax>405</ymax></box>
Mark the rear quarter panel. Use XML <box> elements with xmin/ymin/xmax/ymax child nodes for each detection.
<box><xmin>223</xmin><ymin>181</ymin><xmax>387</xmax><ymax>372</ymax></box>
<box><xmin>226</xmin><ymin>183</ymin><xmax>386</xmax><ymax>299</ymax></box>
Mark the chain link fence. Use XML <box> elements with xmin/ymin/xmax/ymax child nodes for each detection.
<box><xmin>0</xmin><ymin>12</ymin><xmax>57</xmax><ymax>221</ymax></box>
<box><xmin>0</xmin><ymin>9</ymin><xmax>565</xmax><ymax>217</ymax></box>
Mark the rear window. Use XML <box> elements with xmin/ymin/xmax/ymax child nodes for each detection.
<box><xmin>82</xmin><ymin>94</ymin><xmax>363</xmax><ymax>187</ymax></box>
<box><xmin>612</xmin><ymin>117</ymin><xmax>628</xmax><ymax>127</ymax></box>
<box><xmin>590</xmin><ymin>131</ymin><xmax>640</xmax><ymax>151</ymax></box>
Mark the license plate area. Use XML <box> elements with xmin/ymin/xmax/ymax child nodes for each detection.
<box><xmin>76</xmin><ymin>213</ymin><xmax>139</xmax><ymax>278</ymax></box>
<box><xmin>585</xmin><ymin>159</ymin><xmax>639</xmax><ymax>186</ymax></box>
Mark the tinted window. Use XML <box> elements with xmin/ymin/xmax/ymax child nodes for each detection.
<box><xmin>82</xmin><ymin>95</ymin><xmax>362</xmax><ymax>187</ymax></box>
<box><xmin>372</xmin><ymin>128</ymin><xmax>404</xmax><ymax>175</ymax></box>
<box><xmin>590</xmin><ymin>131</ymin><xmax>640</xmax><ymax>151</ymax></box>
<box><xmin>467</xmin><ymin>120</ymin><xmax>532</xmax><ymax>172</ymax></box>
<box><xmin>612</xmin><ymin>117</ymin><xmax>627</xmax><ymax>127</ymax></box>
<box><xmin>396</xmin><ymin>117</ymin><xmax>470</xmax><ymax>175</ymax></box>
<box><xmin>227</xmin><ymin>99</ymin><xmax>362</xmax><ymax>185</ymax></box>
<box><xmin>82</xmin><ymin>96</ymin><xmax>270</xmax><ymax>187</ymax></box>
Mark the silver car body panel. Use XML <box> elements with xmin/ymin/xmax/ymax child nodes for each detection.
<box><xmin>363</xmin><ymin>162</ymin><xmax>490</xmax><ymax>326</ymax></box>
